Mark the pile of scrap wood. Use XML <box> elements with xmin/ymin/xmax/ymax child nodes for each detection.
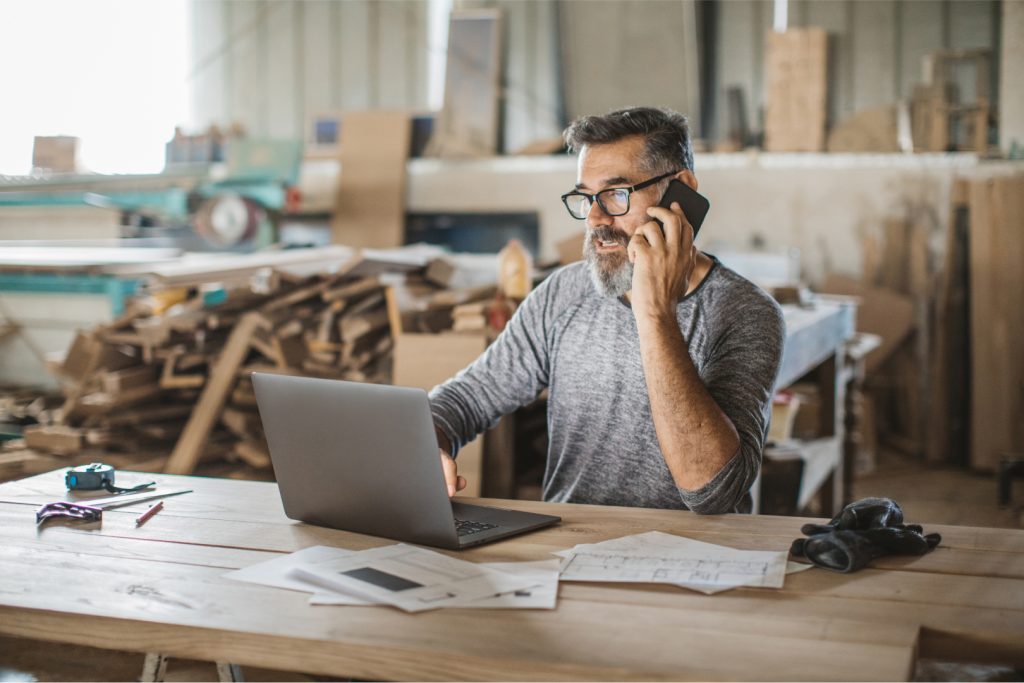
<box><xmin>13</xmin><ymin>268</ymin><xmax>397</xmax><ymax>476</ymax></box>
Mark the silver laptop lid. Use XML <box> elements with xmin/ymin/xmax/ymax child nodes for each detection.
<box><xmin>252</xmin><ymin>373</ymin><xmax>459</xmax><ymax>547</ymax></box>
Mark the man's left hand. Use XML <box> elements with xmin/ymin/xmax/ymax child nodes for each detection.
<box><xmin>627</xmin><ymin>201</ymin><xmax>697</xmax><ymax>322</ymax></box>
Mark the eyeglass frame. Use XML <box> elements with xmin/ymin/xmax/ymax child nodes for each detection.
<box><xmin>560</xmin><ymin>170</ymin><xmax>679</xmax><ymax>220</ymax></box>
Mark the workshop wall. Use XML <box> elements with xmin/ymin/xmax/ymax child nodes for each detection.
<box><xmin>709</xmin><ymin>0</ymin><xmax>1000</xmax><ymax>141</ymax></box>
<box><xmin>189</xmin><ymin>0</ymin><xmax>431</xmax><ymax>139</ymax></box>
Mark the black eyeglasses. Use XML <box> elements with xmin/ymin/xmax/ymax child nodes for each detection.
<box><xmin>560</xmin><ymin>170</ymin><xmax>678</xmax><ymax>220</ymax></box>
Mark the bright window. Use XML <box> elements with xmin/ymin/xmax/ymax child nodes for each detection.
<box><xmin>0</xmin><ymin>0</ymin><xmax>190</xmax><ymax>175</ymax></box>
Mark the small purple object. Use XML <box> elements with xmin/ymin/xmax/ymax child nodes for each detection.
<box><xmin>36</xmin><ymin>501</ymin><xmax>103</xmax><ymax>525</ymax></box>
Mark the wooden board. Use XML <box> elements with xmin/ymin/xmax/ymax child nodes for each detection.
<box><xmin>969</xmin><ymin>174</ymin><xmax>1024</xmax><ymax>471</ymax></box>
<box><xmin>819</xmin><ymin>276</ymin><xmax>914</xmax><ymax>377</ymax></box>
<box><xmin>1</xmin><ymin>470</ymin><xmax>1023</xmax><ymax>680</ymax></box>
<box><xmin>330</xmin><ymin>111</ymin><xmax>411</xmax><ymax>249</ymax></box>
<box><xmin>164</xmin><ymin>313</ymin><xmax>261</xmax><ymax>475</ymax></box>
<box><xmin>926</xmin><ymin>179</ymin><xmax>971</xmax><ymax>464</ymax></box>
<box><xmin>764</xmin><ymin>28</ymin><xmax>828</xmax><ymax>152</ymax></box>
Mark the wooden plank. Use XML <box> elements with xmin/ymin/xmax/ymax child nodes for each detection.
<box><xmin>331</xmin><ymin>111</ymin><xmax>411</xmax><ymax>249</ymax></box>
<box><xmin>160</xmin><ymin>350</ymin><xmax>206</xmax><ymax>390</ymax></box>
<box><xmin>230</xmin><ymin>438</ymin><xmax>271</xmax><ymax>469</ymax></box>
<box><xmin>764</xmin><ymin>28</ymin><xmax>828</xmax><ymax>151</ymax></box>
<box><xmin>322</xmin><ymin>277</ymin><xmax>380</xmax><ymax>303</ymax></box>
<box><xmin>76</xmin><ymin>384</ymin><xmax>163</xmax><ymax>416</ymax></box>
<box><xmin>338</xmin><ymin>308</ymin><xmax>389</xmax><ymax>345</ymax></box>
<box><xmin>926</xmin><ymin>178</ymin><xmax>971</xmax><ymax>464</ymax></box>
<box><xmin>22</xmin><ymin>425</ymin><xmax>82</xmax><ymax>455</ymax></box>
<box><xmin>100</xmin><ymin>365</ymin><xmax>157</xmax><ymax>394</ymax></box>
<box><xmin>164</xmin><ymin>313</ymin><xmax>261</xmax><ymax>475</ymax></box>
<box><xmin>968</xmin><ymin>175</ymin><xmax>1021</xmax><ymax>471</ymax></box>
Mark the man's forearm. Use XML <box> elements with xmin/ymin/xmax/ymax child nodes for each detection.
<box><xmin>636</xmin><ymin>314</ymin><xmax>740</xmax><ymax>491</ymax></box>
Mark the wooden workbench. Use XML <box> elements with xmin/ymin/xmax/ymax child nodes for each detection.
<box><xmin>1</xmin><ymin>469</ymin><xmax>1022</xmax><ymax>681</ymax></box>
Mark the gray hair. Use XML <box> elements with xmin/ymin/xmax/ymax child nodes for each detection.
<box><xmin>563</xmin><ymin>106</ymin><xmax>694</xmax><ymax>174</ymax></box>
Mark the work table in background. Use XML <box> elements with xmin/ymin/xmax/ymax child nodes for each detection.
<box><xmin>0</xmin><ymin>469</ymin><xmax>1021</xmax><ymax>681</ymax></box>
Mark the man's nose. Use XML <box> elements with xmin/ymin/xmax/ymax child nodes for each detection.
<box><xmin>585</xmin><ymin>198</ymin><xmax>611</xmax><ymax>228</ymax></box>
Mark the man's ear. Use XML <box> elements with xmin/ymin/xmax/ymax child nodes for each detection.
<box><xmin>675</xmin><ymin>169</ymin><xmax>698</xmax><ymax>191</ymax></box>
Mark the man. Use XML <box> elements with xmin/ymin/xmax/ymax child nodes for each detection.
<box><xmin>429</xmin><ymin>107</ymin><xmax>785</xmax><ymax>514</ymax></box>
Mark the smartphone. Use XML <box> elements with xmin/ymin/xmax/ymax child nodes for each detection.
<box><xmin>656</xmin><ymin>179</ymin><xmax>710</xmax><ymax>239</ymax></box>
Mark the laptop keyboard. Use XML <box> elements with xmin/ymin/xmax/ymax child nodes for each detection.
<box><xmin>455</xmin><ymin>518</ymin><xmax>499</xmax><ymax>537</ymax></box>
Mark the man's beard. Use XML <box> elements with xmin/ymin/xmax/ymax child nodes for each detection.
<box><xmin>584</xmin><ymin>226</ymin><xmax>633</xmax><ymax>298</ymax></box>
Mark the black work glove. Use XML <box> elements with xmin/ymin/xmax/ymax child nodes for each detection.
<box><xmin>800</xmin><ymin>496</ymin><xmax>905</xmax><ymax>535</ymax></box>
<box><xmin>790</xmin><ymin>497</ymin><xmax>942</xmax><ymax>573</ymax></box>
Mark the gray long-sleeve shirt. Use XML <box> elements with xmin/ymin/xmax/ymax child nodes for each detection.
<box><xmin>429</xmin><ymin>257</ymin><xmax>785</xmax><ymax>514</ymax></box>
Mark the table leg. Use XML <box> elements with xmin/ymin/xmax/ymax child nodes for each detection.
<box><xmin>216</xmin><ymin>661</ymin><xmax>245</xmax><ymax>682</ymax></box>
<box><xmin>141</xmin><ymin>653</ymin><xmax>168</xmax><ymax>682</ymax></box>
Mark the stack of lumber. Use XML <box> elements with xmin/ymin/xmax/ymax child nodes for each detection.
<box><xmin>13</xmin><ymin>269</ymin><xmax>396</xmax><ymax>476</ymax></box>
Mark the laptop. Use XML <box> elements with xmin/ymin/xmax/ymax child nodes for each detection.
<box><xmin>252</xmin><ymin>373</ymin><xmax>560</xmax><ymax>549</ymax></box>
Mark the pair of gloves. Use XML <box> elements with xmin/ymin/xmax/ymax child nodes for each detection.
<box><xmin>790</xmin><ymin>497</ymin><xmax>941</xmax><ymax>573</ymax></box>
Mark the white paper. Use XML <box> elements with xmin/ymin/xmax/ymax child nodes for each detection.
<box><xmin>555</xmin><ymin>531</ymin><xmax>789</xmax><ymax>594</ymax></box>
<box><xmin>308</xmin><ymin>559</ymin><xmax>560</xmax><ymax>609</ymax></box>
<box><xmin>291</xmin><ymin>544</ymin><xmax>539</xmax><ymax>612</ymax></box>
<box><xmin>223</xmin><ymin>545</ymin><xmax>370</xmax><ymax>605</ymax></box>
<box><xmin>226</xmin><ymin>546</ymin><xmax>560</xmax><ymax>610</ymax></box>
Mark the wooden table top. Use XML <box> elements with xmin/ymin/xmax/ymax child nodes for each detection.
<box><xmin>1</xmin><ymin>469</ymin><xmax>1022</xmax><ymax>681</ymax></box>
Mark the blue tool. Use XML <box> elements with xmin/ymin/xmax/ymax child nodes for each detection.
<box><xmin>65</xmin><ymin>463</ymin><xmax>154</xmax><ymax>494</ymax></box>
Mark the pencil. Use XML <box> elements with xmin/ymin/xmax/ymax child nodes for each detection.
<box><xmin>135</xmin><ymin>500</ymin><xmax>164</xmax><ymax>527</ymax></box>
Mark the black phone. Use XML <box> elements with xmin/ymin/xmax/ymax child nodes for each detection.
<box><xmin>655</xmin><ymin>179</ymin><xmax>710</xmax><ymax>239</ymax></box>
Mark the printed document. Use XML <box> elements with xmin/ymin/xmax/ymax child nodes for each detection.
<box><xmin>290</xmin><ymin>543</ymin><xmax>541</xmax><ymax>612</ymax></box>
<box><xmin>556</xmin><ymin>531</ymin><xmax>789</xmax><ymax>594</ymax></box>
<box><xmin>226</xmin><ymin>545</ymin><xmax>559</xmax><ymax>609</ymax></box>
<box><xmin>309</xmin><ymin>559</ymin><xmax>560</xmax><ymax>609</ymax></box>
<box><xmin>224</xmin><ymin>545</ymin><xmax>369</xmax><ymax>605</ymax></box>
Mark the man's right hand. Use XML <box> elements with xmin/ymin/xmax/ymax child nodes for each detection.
<box><xmin>440</xmin><ymin>452</ymin><xmax>467</xmax><ymax>498</ymax></box>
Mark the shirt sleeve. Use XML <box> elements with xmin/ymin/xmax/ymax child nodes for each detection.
<box><xmin>676</xmin><ymin>294</ymin><xmax>786</xmax><ymax>514</ymax></box>
<box><xmin>428</xmin><ymin>276</ymin><xmax>559</xmax><ymax>457</ymax></box>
